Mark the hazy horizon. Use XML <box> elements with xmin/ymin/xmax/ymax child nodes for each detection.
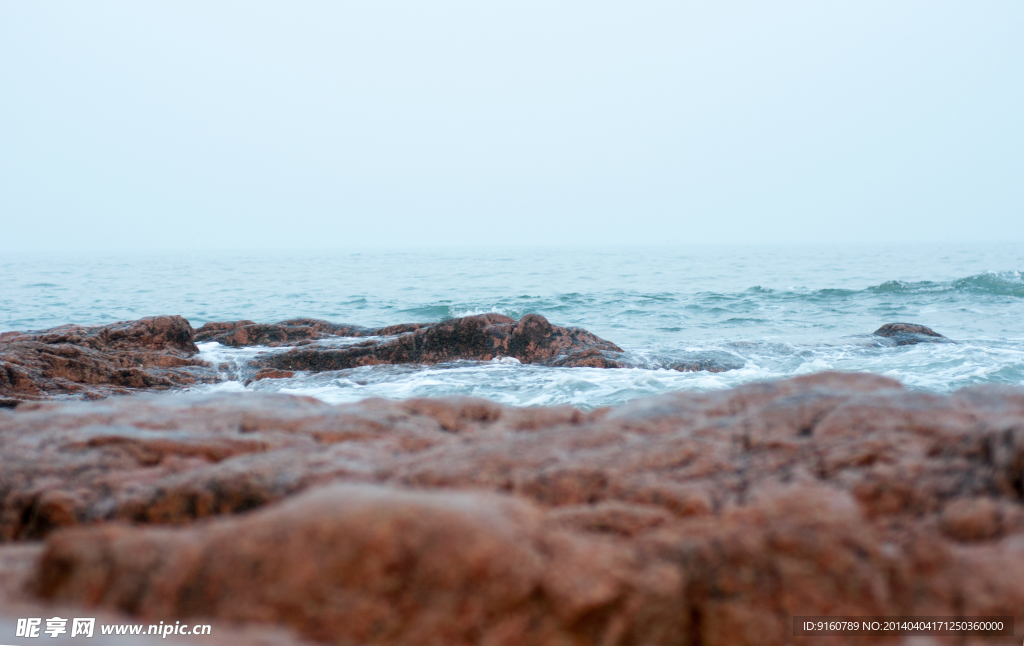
<box><xmin>2</xmin><ymin>1</ymin><xmax>1022</xmax><ymax>253</ymax></box>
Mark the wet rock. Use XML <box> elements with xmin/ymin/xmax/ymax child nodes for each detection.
<box><xmin>0</xmin><ymin>313</ymin><xmax>652</xmax><ymax>404</ymax></box>
<box><xmin>163</xmin><ymin>314</ymin><xmax>742</xmax><ymax>375</ymax></box>
<box><xmin>194</xmin><ymin>319</ymin><xmax>432</xmax><ymax>347</ymax></box>
<box><xmin>2</xmin><ymin>373</ymin><xmax>1024</xmax><ymax>644</ymax></box>
<box><xmin>250</xmin><ymin>368</ymin><xmax>295</xmax><ymax>382</ymax></box>
<box><xmin>873</xmin><ymin>322</ymin><xmax>951</xmax><ymax>346</ymax></box>
<box><xmin>256</xmin><ymin>313</ymin><xmax>627</xmax><ymax>372</ymax></box>
<box><xmin>0</xmin><ymin>316</ymin><xmax>213</xmax><ymax>403</ymax></box>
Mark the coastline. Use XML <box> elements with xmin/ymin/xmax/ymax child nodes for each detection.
<box><xmin>0</xmin><ymin>314</ymin><xmax>951</xmax><ymax>407</ymax></box>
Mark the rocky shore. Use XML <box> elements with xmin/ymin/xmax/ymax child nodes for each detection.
<box><xmin>0</xmin><ymin>313</ymin><xmax>629</xmax><ymax>403</ymax></box>
<box><xmin>1</xmin><ymin>368</ymin><xmax>1022</xmax><ymax>645</ymax></box>
<box><xmin>5</xmin><ymin>315</ymin><xmax>1008</xmax><ymax>645</ymax></box>
<box><xmin>0</xmin><ymin>315</ymin><xmax>952</xmax><ymax>405</ymax></box>
<box><xmin>0</xmin><ymin>316</ymin><xmax>210</xmax><ymax>405</ymax></box>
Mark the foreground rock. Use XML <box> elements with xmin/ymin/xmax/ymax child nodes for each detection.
<box><xmin>0</xmin><ymin>316</ymin><xmax>212</xmax><ymax>404</ymax></box>
<box><xmin>33</xmin><ymin>485</ymin><xmax>682</xmax><ymax>646</ymax></box>
<box><xmin>2</xmin><ymin>372</ymin><xmax>1023</xmax><ymax>645</ymax></box>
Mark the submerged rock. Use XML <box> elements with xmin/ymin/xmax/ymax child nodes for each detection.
<box><xmin>3</xmin><ymin>373</ymin><xmax>1024</xmax><ymax>645</ymax></box>
<box><xmin>664</xmin><ymin>350</ymin><xmax>745</xmax><ymax>373</ymax></box>
<box><xmin>0</xmin><ymin>316</ymin><xmax>213</xmax><ymax>403</ymax></box>
<box><xmin>873</xmin><ymin>322</ymin><xmax>951</xmax><ymax>345</ymax></box>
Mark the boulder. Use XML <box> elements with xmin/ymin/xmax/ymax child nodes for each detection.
<box><xmin>0</xmin><ymin>316</ymin><xmax>213</xmax><ymax>403</ymax></box>
<box><xmin>33</xmin><ymin>484</ymin><xmax>682</xmax><ymax>646</ymax></box>
<box><xmin>255</xmin><ymin>313</ymin><xmax>628</xmax><ymax>372</ymax></box>
<box><xmin>872</xmin><ymin>322</ymin><xmax>951</xmax><ymax>345</ymax></box>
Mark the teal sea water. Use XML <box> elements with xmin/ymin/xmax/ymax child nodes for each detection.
<box><xmin>2</xmin><ymin>243</ymin><xmax>1023</xmax><ymax>408</ymax></box>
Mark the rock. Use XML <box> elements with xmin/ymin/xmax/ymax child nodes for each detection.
<box><xmin>194</xmin><ymin>319</ymin><xmax>432</xmax><ymax>347</ymax></box>
<box><xmin>33</xmin><ymin>484</ymin><xmax>682</xmax><ymax>646</ymax></box>
<box><xmin>2</xmin><ymin>314</ymin><xmax>735</xmax><ymax>382</ymax></box>
<box><xmin>872</xmin><ymin>322</ymin><xmax>950</xmax><ymax>346</ymax></box>
<box><xmin>227</xmin><ymin>314</ymin><xmax>739</xmax><ymax>374</ymax></box>
<box><xmin>0</xmin><ymin>316</ymin><xmax>214</xmax><ymax>403</ymax></box>
<box><xmin>255</xmin><ymin>313</ymin><xmax>627</xmax><ymax>372</ymax></box>
<box><xmin>939</xmin><ymin>497</ymin><xmax>1004</xmax><ymax>542</ymax></box>
<box><xmin>3</xmin><ymin>373</ymin><xmax>1024</xmax><ymax>644</ymax></box>
<box><xmin>250</xmin><ymin>368</ymin><xmax>295</xmax><ymax>382</ymax></box>
<box><xmin>0</xmin><ymin>314</ymin><xmax>655</xmax><ymax>403</ymax></box>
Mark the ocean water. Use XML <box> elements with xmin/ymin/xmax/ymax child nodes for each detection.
<box><xmin>2</xmin><ymin>243</ymin><xmax>1023</xmax><ymax>408</ymax></box>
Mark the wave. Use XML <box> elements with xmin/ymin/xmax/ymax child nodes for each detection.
<box><xmin>376</xmin><ymin>272</ymin><xmax>1023</xmax><ymax>337</ymax></box>
<box><xmin>950</xmin><ymin>271</ymin><xmax>1024</xmax><ymax>297</ymax></box>
<box><xmin>866</xmin><ymin>271</ymin><xmax>1024</xmax><ymax>298</ymax></box>
<box><xmin>194</xmin><ymin>335</ymin><xmax>1024</xmax><ymax>408</ymax></box>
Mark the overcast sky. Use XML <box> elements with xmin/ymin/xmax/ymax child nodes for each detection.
<box><xmin>1</xmin><ymin>1</ymin><xmax>1022</xmax><ymax>252</ymax></box>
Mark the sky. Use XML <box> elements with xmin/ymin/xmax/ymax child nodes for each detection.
<box><xmin>1</xmin><ymin>1</ymin><xmax>1022</xmax><ymax>252</ymax></box>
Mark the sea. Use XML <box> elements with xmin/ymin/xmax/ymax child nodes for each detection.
<box><xmin>2</xmin><ymin>243</ymin><xmax>1023</xmax><ymax>409</ymax></box>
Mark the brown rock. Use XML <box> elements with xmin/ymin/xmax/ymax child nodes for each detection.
<box><xmin>196</xmin><ymin>320</ymin><xmax>363</xmax><ymax>347</ymax></box>
<box><xmin>0</xmin><ymin>316</ymin><xmax>213</xmax><ymax>403</ymax></box>
<box><xmin>251</xmin><ymin>368</ymin><xmax>295</xmax><ymax>382</ymax></box>
<box><xmin>194</xmin><ymin>318</ymin><xmax>432</xmax><ymax>347</ymax></box>
<box><xmin>190</xmin><ymin>314</ymin><xmax>740</xmax><ymax>373</ymax></box>
<box><xmin>235</xmin><ymin>313</ymin><xmax>739</xmax><ymax>372</ymax></box>
<box><xmin>939</xmin><ymin>497</ymin><xmax>1004</xmax><ymax>542</ymax></box>
<box><xmin>257</xmin><ymin>313</ymin><xmax>627</xmax><ymax>372</ymax></box>
<box><xmin>193</xmin><ymin>311</ymin><xmax>737</xmax><ymax>370</ymax></box>
<box><xmin>3</xmin><ymin>372</ymin><xmax>1024</xmax><ymax>645</ymax></box>
<box><xmin>872</xmin><ymin>322</ymin><xmax>950</xmax><ymax>345</ymax></box>
<box><xmin>33</xmin><ymin>484</ymin><xmax>683</xmax><ymax>646</ymax></box>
